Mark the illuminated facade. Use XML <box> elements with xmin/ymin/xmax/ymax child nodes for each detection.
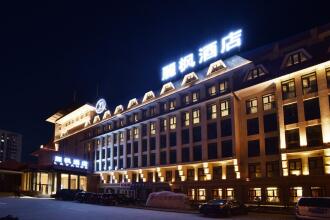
<box><xmin>47</xmin><ymin>24</ymin><xmax>330</xmax><ymax>205</ymax></box>
<box><xmin>0</xmin><ymin>129</ymin><xmax>22</xmax><ymax>163</ymax></box>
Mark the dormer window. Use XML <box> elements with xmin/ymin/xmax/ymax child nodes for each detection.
<box><xmin>207</xmin><ymin>60</ymin><xmax>227</xmax><ymax>76</ymax></box>
<box><xmin>246</xmin><ymin>67</ymin><xmax>266</xmax><ymax>81</ymax></box>
<box><xmin>181</xmin><ymin>72</ymin><xmax>198</xmax><ymax>86</ymax></box>
<box><xmin>142</xmin><ymin>91</ymin><xmax>155</xmax><ymax>103</ymax></box>
<box><xmin>284</xmin><ymin>50</ymin><xmax>310</xmax><ymax>67</ymax></box>
<box><xmin>160</xmin><ymin>82</ymin><xmax>175</xmax><ymax>95</ymax></box>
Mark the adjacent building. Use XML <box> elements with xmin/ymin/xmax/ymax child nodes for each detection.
<box><xmin>0</xmin><ymin>129</ymin><xmax>22</xmax><ymax>163</ymax></box>
<box><xmin>43</xmin><ymin>24</ymin><xmax>330</xmax><ymax>206</ymax></box>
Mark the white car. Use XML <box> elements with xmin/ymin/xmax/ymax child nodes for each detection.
<box><xmin>296</xmin><ymin>197</ymin><xmax>330</xmax><ymax>220</ymax></box>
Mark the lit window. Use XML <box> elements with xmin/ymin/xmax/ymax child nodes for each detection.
<box><xmin>285</xmin><ymin>51</ymin><xmax>308</xmax><ymax>67</ymax></box>
<box><xmin>248</xmin><ymin>163</ymin><xmax>261</xmax><ymax>178</ymax></box>
<box><xmin>119</xmin><ymin>119</ymin><xmax>124</xmax><ymax>127</ymax></box>
<box><xmin>198</xmin><ymin>188</ymin><xmax>206</xmax><ymax>201</ymax></box>
<box><xmin>289</xmin><ymin>159</ymin><xmax>302</xmax><ymax>176</ymax></box>
<box><xmin>219</xmin><ymin>80</ymin><xmax>228</xmax><ymax>93</ymax></box>
<box><xmin>160</xmin><ymin>102</ymin><xmax>168</xmax><ymax>113</ymax></box>
<box><xmin>220</xmin><ymin>100</ymin><xmax>230</xmax><ymax>117</ymax></box>
<box><xmin>263</xmin><ymin>93</ymin><xmax>275</xmax><ymax>111</ymax></box>
<box><xmin>182</xmin><ymin>94</ymin><xmax>190</xmax><ymax>105</ymax></box>
<box><xmin>212</xmin><ymin>189</ymin><xmax>223</xmax><ymax>199</ymax></box>
<box><xmin>326</xmin><ymin>68</ymin><xmax>330</xmax><ymax>88</ymax></box>
<box><xmin>193</xmin><ymin>109</ymin><xmax>200</xmax><ymax>124</ymax></box>
<box><xmin>192</xmin><ymin>91</ymin><xmax>199</xmax><ymax>102</ymax></box>
<box><xmin>266</xmin><ymin>187</ymin><xmax>280</xmax><ymax>203</ymax></box>
<box><xmin>302</xmin><ymin>72</ymin><xmax>318</xmax><ymax>94</ymax></box>
<box><xmin>188</xmin><ymin>189</ymin><xmax>195</xmax><ymax>200</ymax></box>
<box><xmin>133</xmin><ymin>113</ymin><xmax>139</xmax><ymax>122</ymax></box>
<box><xmin>248</xmin><ymin>187</ymin><xmax>262</xmax><ymax>202</ymax></box>
<box><xmin>119</xmin><ymin>132</ymin><xmax>124</xmax><ymax>142</ymax></box>
<box><xmin>226</xmin><ymin>188</ymin><xmax>234</xmax><ymax>200</ymax></box>
<box><xmin>290</xmin><ymin>186</ymin><xmax>303</xmax><ymax>203</ymax></box>
<box><xmin>169</xmin><ymin>99</ymin><xmax>176</xmax><ymax>110</ymax></box>
<box><xmin>207</xmin><ymin>103</ymin><xmax>217</xmax><ymax>120</ymax></box>
<box><xmin>169</xmin><ymin>116</ymin><xmax>176</xmax><ymax>130</ymax></box>
<box><xmin>160</xmin><ymin>118</ymin><xmax>167</xmax><ymax>132</ymax></box>
<box><xmin>182</xmin><ymin>112</ymin><xmax>190</xmax><ymax>127</ymax></box>
<box><xmin>246</xmin><ymin>67</ymin><xmax>265</xmax><ymax>80</ymax></box>
<box><xmin>281</xmin><ymin>79</ymin><xmax>296</xmax><ymax>100</ymax></box>
<box><xmin>207</xmin><ymin>85</ymin><xmax>217</xmax><ymax>96</ymax></box>
<box><xmin>150</xmin><ymin>122</ymin><xmax>156</xmax><ymax>135</ymax></box>
<box><xmin>133</xmin><ymin>127</ymin><xmax>139</xmax><ymax>139</ymax></box>
<box><xmin>246</xmin><ymin>98</ymin><xmax>258</xmax><ymax>114</ymax></box>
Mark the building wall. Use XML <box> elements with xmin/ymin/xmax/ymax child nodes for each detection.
<box><xmin>0</xmin><ymin>129</ymin><xmax>22</xmax><ymax>163</ymax></box>
<box><xmin>50</xmin><ymin>26</ymin><xmax>330</xmax><ymax>205</ymax></box>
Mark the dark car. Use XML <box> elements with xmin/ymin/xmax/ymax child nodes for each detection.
<box><xmin>296</xmin><ymin>197</ymin><xmax>330</xmax><ymax>220</ymax></box>
<box><xmin>100</xmin><ymin>193</ymin><xmax>118</xmax><ymax>206</ymax></box>
<box><xmin>86</xmin><ymin>193</ymin><xmax>102</xmax><ymax>204</ymax></box>
<box><xmin>116</xmin><ymin>194</ymin><xmax>135</xmax><ymax>205</ymax></box>
<box><xmin>53</xmin><ymin>189</ymin><xmax>82</xmax><ymax>201</ymax></box>
<box><xmin>74</xmin><ymin>191</ymin><xmax>91</xmax><ymax>203</ymax></box>
<box><xmin>199</xmin><ymin>199</ymin><xmax>247</xmax><ymax>217</ymax></box>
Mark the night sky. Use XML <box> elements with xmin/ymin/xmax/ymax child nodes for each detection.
<box><xmin>0</xmin><ymin>1</ymin><xmax>329</xmax><ymax>162</ymax></box>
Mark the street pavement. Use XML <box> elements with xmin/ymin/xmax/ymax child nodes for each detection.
<box><xmin>0</xmin><ymin>197</ymin><xmax>295</xmax><ymax>220</ymax></box>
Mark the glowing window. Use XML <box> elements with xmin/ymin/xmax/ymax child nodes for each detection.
<box><xmin>193</xmin><ymin>109</ymin><xmax>200</xmax><ymax>124</ymax></box>
<box><xmin>246</xmin><ymin>98</ymin><xmax>258</xmax><ymax>114</ymax></box>
<box><xmin>220</xmin><ymin>100</ymin><xmax>230</xmax><ymax>117</ymax></box>
<box><xmin>266</xmin><ymin>187</ymin><xmax>280</xmax><ymax>203</ymax></box>
<box><xmin>169</xmin><ymin>116</ymin><xmax>176</xmax><ymax>130</ymax></box>
<box><xmin>150</xmin><ymin>122</ymin><xmax>156</xmax><ymax>135</ymax></box>
<box><xmin>182</xmin><ymin>112</ymin><xmax>190</xmax><ymax>127</ymax></box>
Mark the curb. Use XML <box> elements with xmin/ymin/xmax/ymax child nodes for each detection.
<box><xmin>118</xmin><ymin>205</ymin><xmax>199</xmax><ymax>214</ymax></box>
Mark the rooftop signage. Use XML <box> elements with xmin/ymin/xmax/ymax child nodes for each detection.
<box><xmin>53</xmin><ymin>155</ymin><xmax>88</xmax><ymax>169</ymax></box>
<box><xmin>95</xmin><ymin>98</ymin><xmax>107</xmax><ymax>114</ymax></box>
<box><xmin>161</xmin><ymin>29</ymin><xmax>242</xmax><ymax>81</ymax></box>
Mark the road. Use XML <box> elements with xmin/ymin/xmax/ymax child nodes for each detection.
<box><xmin>0</xmin><ymin>197</ymin><xmax>295</xmax><ymax>220</ymax></box>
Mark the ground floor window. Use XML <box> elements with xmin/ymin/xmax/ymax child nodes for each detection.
<box><xmin>197</xmin><ymin>188</ymin><xmax>206</xmax><ymax>201</ymax></box>
<box><xmin>70</xmin><ymin>175</ymin><xmax>78</xmax><ymax>190</ymax></box>
<box><xmin>61</xmin><ymin>174</ymin><xmax>69</xmax><ymax>189</ymax></box>
<box><xmin>226</xmin><ymin>188</ymin><xmax>235</xmax><ymax>200</ymax></box>
<box><xmin>266</xmin><ymin>187</ymin><xmax>280</xmax><ymax>203</ymax></box>
<box><xmin>290</xmin><ymin>186</ymin><xmax>303</xmax><ymax>203</ymax></box>
<box><xmin>311</xmin><ymin>186</ymin><xmax>325</xmax><ymax>197</ymax></box>
<box><xmin>79</xmin><ymin>176</ymin><xmax>87</xmax><ymax>191</ymax></box>
<box><xmin>188</xmin><ymin>188</ymin><xmax>195</xmax><ymax>200</ymax></box>
<box><xmin>212</xmin><ymin>188</ymin><xmax>223</xmax><ymax>199</ymax></box>
<box><xmin>248</xmin><ymin>187</ymin><xmax>261</xmax><ymax>202</ymax></box>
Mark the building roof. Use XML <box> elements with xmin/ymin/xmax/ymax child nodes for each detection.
<box><xmin>0</xmin><ymin>159</ymin><xmax>27</xmax><ymax>171</ymax></box>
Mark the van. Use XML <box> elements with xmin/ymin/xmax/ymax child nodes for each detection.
<box><xmin>296</xmin><ymin>197</ymin><xmax>330</xmax><ymax>220</ymax></box>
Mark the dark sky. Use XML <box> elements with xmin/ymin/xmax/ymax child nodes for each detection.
<box><xmin>0</xmin><ymin>1</ymin><xmax>329</xmax><ymax>162</ymax></box>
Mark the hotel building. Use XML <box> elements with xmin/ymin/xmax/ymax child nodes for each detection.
<box><xmin>43</xmin><ymin>24</ymin><xmax>330</xmax><ymax>205</ymax></box>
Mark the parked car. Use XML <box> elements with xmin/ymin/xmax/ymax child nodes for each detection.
<box><xmin>296</xmin><ymin>197</ymin><xmax>330</xmax><ymax>220</ymax></box>
<box><xmin>100</xmin><ymin>193</ymin><xmax>118</xmax><ymax>206</ymax></box>
<box><xmin>199</xmin><ymin>199</ymin><xmax>247</xmax><ymax>217</ymax></box>
<box><xmin>116</xmin><ymin>194</ymin><xmax>135</xmax><ymax>205</ymax></box>
<box><xmin>74</xmin><ymin>191</ymin><xmax>91</xmax><ymax>203</ymax></box>
<box><xmin>53</xmin><ymin>189</ymin><xmax>82</xmax><ymax>201</ymax></box>
<box><xmin>86</xmin><ymin>193</ymin><xmax>102</xmax><ymax>204</ymax></box>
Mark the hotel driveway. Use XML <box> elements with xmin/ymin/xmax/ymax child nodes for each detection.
<box><xmin>0</xmin><ymin>197</ymin><xmax>294</xmax><ymax>220</ymax></box>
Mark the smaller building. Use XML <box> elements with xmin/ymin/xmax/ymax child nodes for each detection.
<box><xmin>20</xmin><ymin>144</ymin><xmax>96</xmax><ymax>196</ymax></box>
<box><xmin>0</xmin><ymin>160</ymin><xmax>25</xmax><ymax>193</ymax></box>
<box><xmin>0</xmin><ymin>129</ymin><xmax>22</xmax><ymax>163</ymax></box>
